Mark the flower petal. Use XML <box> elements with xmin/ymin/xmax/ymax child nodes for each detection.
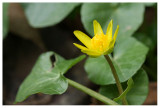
<box><xmin>73</xmin><ymin>43</ymin><xmax>88</xmax><ymax>50</ymax></box>
<box><xmin>74</xmin><ymin>30</ymin><xmax>92</xmax><ymax>49</ymax></box>
<box><xmin>104</xmin><ymin>25</ymin><xmax>119</xmax><ymax>55</ymax></box>
<box><xmin>106</xmin><ymin>20</ymin><xmax>113</xmax><ymax>42</ymax></box>
<box><xmin>113</xmin><ymin>25</ymin><xmax>119</xmax><ymax>42</ymax></box>
<box><xmin>93</xmin><ymin>20</ymin><xmax>103</xmax><ymax>35</ymax></box>
<box><xmin>109</xmin><ymin>25</ymin><xmax>119</xmax><ymax>47</ymax></box>
<box><xmin>81</xmin><ymin>49</ymin><xmax>102</xmax><ymax>57</ymax></box>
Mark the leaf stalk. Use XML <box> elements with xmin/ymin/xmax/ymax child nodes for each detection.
<box><xmin>67</xmin><ymin>78</ymin><xmax>119</xmax><ymax>105</ymax></box>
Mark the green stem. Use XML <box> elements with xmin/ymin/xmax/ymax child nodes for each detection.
<box><xmin>105</xmin><ymin>55</ymin><xmax>128</xmax><ymax>105</ymax></box>
<box><xmin>67</xmin><ymin>78</ymin><xmax>119</xmax><ymax>105</ymax></box>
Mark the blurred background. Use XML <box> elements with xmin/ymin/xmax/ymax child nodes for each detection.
<box><xmin>3</xmin><ymin>3</ymin><xmax>157</xmax><ymax>105</ymax></box>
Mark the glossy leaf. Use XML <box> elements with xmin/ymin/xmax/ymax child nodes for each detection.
<box><xmin>81</xmin><ymin>3</ymin><xmax>145</xmax><ymax>39</ymax></box>
<box><xmin>84</xmin><ymin>37</ymin><xmax>148</xmax><ymax>85</ymax></box>
<box><xmin>15</xmin><ymin>52</ymin><xmax>86</xmax><ymax>103</ymax></box>
<box><xmin>99</xmin><ymin>69</ymin><xmax>149</xmax><ymax>105</ymax></box>
<box><xmin>22</xmin><ymin>3</ymin><xmax>80</xmax><ymax>27</ymax></box>
<box><xmin>3</xmin><ymin>3</ymin><xmax>9</xmax><ymax>38</ymax></box>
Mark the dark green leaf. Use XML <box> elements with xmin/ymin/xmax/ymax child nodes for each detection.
<box><xmin>22</xmin><ymin>3</ymin><xmax>80</xmax><ymax>27</ymax></box>
<box><xmin>81</xmin><ymin>3</ymin><xmax>145</xmax><ymax>39</ymax></box>
<box><xmin>99</xmin><ymin>69</ymin><xmax>149</xmax><ymax>105</ymax></box>
<box><xmin>15</xmin><ymin>52</ymin><xmax>85</xmax><ymax>103</ymax></box>
<box><xmin>133</xmin><ymin>32</ymin><xmax>154</xmax><ymax>50</ymax></box>
<box><xmin>84</xmin><ymin>37</ymin><xmax>148</xmax><ymax>85</ymax></box>
<box><xmin>3</xmin><ymin>3</ymin><xmax>9</xmax><ymax>38</ymax></box>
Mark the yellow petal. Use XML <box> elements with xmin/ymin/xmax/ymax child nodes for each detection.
<box><xmin>74</xmin><ymin>30</ymin><xmax>92</xmax><ymax>49</ymax></box>
<box><xmin>113</xmin><ymin>25</ymin><xmax>119</xmax><ymax>42</ymax></box>
<box><xmin>109</xmin><ymin>25</ymin><xmax>119</xmax><ymax>47</ymax></box>
<box><xmin>73</xmin><ymin>43</ymin><xmax>88</xmax><ymax>50</ymax></box>
<box><xmin>104</xmin><ymin>25</ymin><xmax>119</xmax><ymax>55</ymax></box>
<box><xmin>93</xmin><ymin>20</ymin><xmax>103</xmax><ymax>35</ymax></box>
<box><xmin>103</xmin><ymin>25</ymin><xmax>119</xmax><ymax>55</ymax></box>
<box><xmin>106</xmin><ymin>20</ymin><xmax>113</xmax><ymax>42</ymax></box>
<box><xmin>81</xmin><ymin>49</ymin><xmax>102</xmax><ymax>57</ymax></box>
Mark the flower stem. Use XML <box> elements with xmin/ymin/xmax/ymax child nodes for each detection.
<box><xmin>67</xmin><ymin>78</ymin><xmax>119</xmax><ymax>105</ymax></box>
<box><xmin>105</xmin><ymin>55</ymin><xmax>128</xmax><ymax>105</ymax></box>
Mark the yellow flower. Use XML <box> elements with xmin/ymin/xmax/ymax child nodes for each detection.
<box><xmin>73</xmin><ymin>19</ymin><xmax>119</xmax><ymax>57</ymax></box>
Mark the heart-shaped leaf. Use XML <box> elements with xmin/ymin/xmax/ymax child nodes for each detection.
<box><xmin>21</xmin><ymin>3</ymin><xmax>80</xmax><ymax>28</ymax></box>
<box><xmin>84</xmin><ymin>37</ymin><xmax>148</xmax><ymax>85</ymax></box>
<box><xmin>99</xmin><ymin>69</ymin><xmax>149</xmax><ymax>105</ymax></box>
<box><xmin>81</xmin><ymin>3</ymin><xmax>145</xmax><ymax>39</ymax></box>
<box><xmin>15</xmin><ymin>52</ymin><xmax>86</xmax><ymax>103</ymax></box>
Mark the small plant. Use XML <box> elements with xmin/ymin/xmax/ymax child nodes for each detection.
<box><xmin>15</xmin><ymin>19</ymin><xmax>149</xmax><ymax>105</ymax></box>
<box><xmin>3</xmin><ymin>3</ymin><xmax>156</xmax><ymax>105</ymax></box>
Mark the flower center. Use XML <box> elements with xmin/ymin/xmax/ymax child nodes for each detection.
<box><xmin>91</xmin><ymin>34</ymin><xmax>107</xmax><ymax>52</ymax></box>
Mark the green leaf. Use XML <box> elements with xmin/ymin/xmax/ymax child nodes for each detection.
<box><xmin>3</xmin><ymin>3</ymin><xmax>9</xmax><ymax>38</ymax></box>
<box><xmin>99</xmin><ymin>69</ymin><xmax>149</xmax><ymax>105</ymax></box>
<box><xmin>81</xmin><ymin>3</ymin><xmax>145</xmax><ymax>39</ymax></box>
<box><xmin>53</xmin><ymin>53</ymin><xmax>86</xmax><ymax>74</ymax></box>
<box><xmin>15</xmin><ymin>52</ymin><xmax>86</xmax><ymax>103</ymax></box>
<box><xmin>84</xmin><ymin>37</ymin><xmax>148</xmax><ymax>85</ymax></box>
<box><xmin>113</xmin><ymin>78</ymin><xmax>134</xmax><ymax>101</ymax></box>
<box><xmin>21</xmin><ymin>3</ymin><xmax>80</xmax><ymax>28</ymax></box>
<box><xmin>133</xmin><ymin>32</ymin><xmax>154</xmax><ymax>50</ymax></box>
